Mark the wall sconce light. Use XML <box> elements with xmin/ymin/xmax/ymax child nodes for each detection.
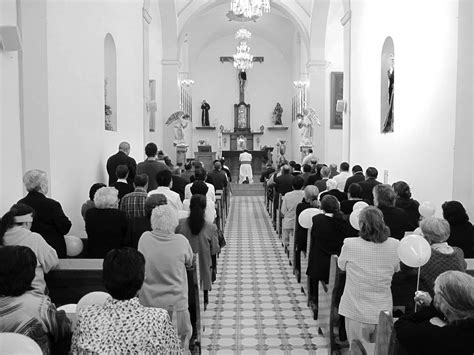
<box><xmin>180</xmin><ymin>79</ymin><xmax>195</xmax><ymax>87</ymax></box>
<box><xmin>293</xmin><ymin>80</ymin><xmax>309</xmax><ymax>89</ymax></box>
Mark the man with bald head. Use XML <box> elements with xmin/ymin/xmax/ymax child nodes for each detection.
<box><xmin>106</xmin><ymin>141</ymin><xmax>137</xmax><ymax>186</ymax></box>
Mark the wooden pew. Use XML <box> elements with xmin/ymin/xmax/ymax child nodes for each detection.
<box><xmin>45</xmin><ymin>259</ymin><xmax>105</xmax><ymax>306</ymax></box>
<box><xmin>187</xmin><ymin>254</ymin><xmax>203</xmax><ymax>354</ymax></box>
<box><xmin>466</xmin><ymin>258</ymin><xmax>474</xmax><ymax>276</ymax></box>
<box><xmin>300</xmin><ymin>228</ymin><xmax>311</xmax><ymax>299</ymax></box>
<box><xmin>277</xmin><ymin>194</ymin><xmax>283</xmax><ymax>242</ymax></box>
<box><xmin>327</xmin><ymin>255</ymin><xmax>347</xmax><ymax>355</ymax></box>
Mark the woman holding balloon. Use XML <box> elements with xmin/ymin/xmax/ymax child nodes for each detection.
<box><xmin>338</xmin><ymin>206</ymin><xmax>400</xmax><ymax>347</ymax></box>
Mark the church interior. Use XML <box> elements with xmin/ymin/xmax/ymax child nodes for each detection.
<box><xmin>0</xmin><ymin>0</ymin><xmax>473</xmax><ymax>353</ymax></box>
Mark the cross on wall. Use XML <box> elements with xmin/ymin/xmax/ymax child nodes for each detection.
<box><xmin>219</xmin><ymin>56</ymin><xmax>264</xmax><ymax>102</ymax></box>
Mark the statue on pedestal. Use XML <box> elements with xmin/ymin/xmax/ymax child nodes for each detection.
<box><xmin>297</xmin><ymin>108</ymin><xmax>320</xmax><ymax>146</ymax></box>
<box><xmin>272</xmin><ymin>103</ymin><xmax>283</xmax><ymax>125</ymax></box>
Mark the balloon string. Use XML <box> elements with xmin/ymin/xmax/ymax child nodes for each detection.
<box><xmin>415</xmin><ymin>266</ymin><xmax>421</xmax><ymax>312</ymax></box>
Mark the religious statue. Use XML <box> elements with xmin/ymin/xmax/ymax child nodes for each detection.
<box><xmin>201</xmin><ymin>100</ymin><xmax>210</xmax><ymax>126</ymax></box>
<box><xmin>237</xmin><ymin>135</ymin><xmax>247</xmax><ymax>150</ymax></box>
<box><xmin>272</xmin><ymin>103</ymin><xmax>283</xmax><ymax>125</ymax></box>
<box><xmin>174</xmin><ymin>114</ymin><xmax>189</xmax><ymax>142</ymax></box>
<box><xmin>237</xmin><ymin>105</ymin><xmax>247</xmax><ymax>129</ymax></box>
<box><xmin>297</xmin><ymin>108</ymin><xmax>321</xmax><ymax>146</ymax></box>
<box><xmin>238</xmin><ymin>71</ymin><xmax>247</xmax><ymax>102</ymax></box>
<box><xmin>382</xmin><ymin>54</ymin><xmax>394</xmax><ymax>133</ymax></box>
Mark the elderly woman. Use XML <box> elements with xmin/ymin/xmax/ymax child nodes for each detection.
<box><xmin>138</xmin><ymin>205</ymin><xmax>194</xmax><ymax>350</ymax></box>
<box><xmin>395</xmin><ymin>271</ymin><xmax>474</xmax><ymax>354</ymax></box>
<box><xmin>18</xmin><ymin>169</ymin><xmax>71</xmax><ymax>257</ymax></box>
<box><xmin>418</xmin><ymin>217</ymin><xmax>466</xmax><ymax>293</ymax></box>
<box><xmin>176</xmin><ymin>194</ymin><xmax>219</xmax><ymax>306</ymax></box>
<box><xmin>0</xmin><ymin>203</ymin><xmax>58</xmax><ymax>294</ymax></box>
<box><xmin>338</xmin><ymin>206</ymin><xmax>400</xmax><ymax>346</ymax></box>
<box><xmin>85</xmin><ymin>187</ymin><xmax>128</xmax><ymax>258</ymax></box>
<box><xmin>393</xmin><ymin>180</ymin><xmax>420</xmax><ymax>228</ymax></box>
<box><xmin>0</xmin><ymin>246</ymin><xmax>70</xmax><ymax>354</ymax></box>
<box><xmin>71</xmin><ymin>248</ymin><xmax>181</xmax><ymax>353</ymax></box>
<box><xmin>81</xmin><ymin>183</ymin><xmax>106</xmax><ymax>220</ymax></box>
<box><xmin>281</xmin><ymin>175</ymin><xmax>305</xmax><ymax>251</ymax></box>
<box><xmin>442</xmin><ymin>200</ymin><xmax>474</xmax><ymax>257</ymax></box>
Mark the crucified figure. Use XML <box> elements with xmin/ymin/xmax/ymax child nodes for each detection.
<box><xmin>238</xmin><ymin>71</ymin><xmax>247</xmax><ymax>102</ymax></box>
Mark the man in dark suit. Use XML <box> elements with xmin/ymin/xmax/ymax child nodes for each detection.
<box><xmin>171</xmin><ymin>167</ymin><xmax>187</xmax><ymax>201</ymax></box>
<box><xmin>18</xmin><ymin>169</ymin><xmax>72</xmax><ymax>257</ymax></box>
<box><xmin>314</xmin><ymin>166</ymin><xmax>331</xmax><ymax>193</ymax></box>
<box><xmin>260</xmin><ymin>163</ymin><xmax>276</xmax><ymax>183</ymax></box>
<box><xmin>106</xmin><ymin>141</ymin><xmax>137</xmax><ymax>186</ymax></box>
<box><xmin>319</xmin><ymin>179</ymin><xmax>348</xmax><ymax>203</ymax></box>
<box><xmin>358</xmin><ymin>167</ymin><xmax>382</xmax><ymax>204</ymax></box>
<box><xmin>274</xmin><ymin>165</ymin><xmax>294</xmax><ymax>196</ymax></box>
<box><xmin>136</xmin><ymin>142</ymin><xmax>169</xmax><ymax>192</ymax></box>
<box><xmin>374</xmin><ymin>184</ymin><xmax>415</xmax><ymax>239</ymax></box>
<box><xmin>343</xmin><ymin>165</ymin><xmax>365</xmax><ymax>193</ymax></box>
<box><xmin>207</xmin><ymin>161</ymin><xmax>228</xmax><ymax>191</ymax></box>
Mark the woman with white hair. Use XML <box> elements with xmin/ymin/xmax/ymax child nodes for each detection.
<box><xmin>18</xmin><ymin>169</ymin><xmax>71</xmax><ymax>257</ymax></box>
<box><xmin>85</xmin><ymin>187</ymin><xmax>128</xmax><ymax>258</ymax></box>
<box><xmin>138</xmin><ymin>204</ymin><xmax>194</xmax><ymax>350</ymax></box>
<box><xmin>395</xmin><ymin>270</ymin><xmax>474</xmax><ymax>354</ymax></box>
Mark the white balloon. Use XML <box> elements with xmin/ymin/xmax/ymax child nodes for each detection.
<box><xmin>419</xmin><ymin>201</ymin><xmax>436</xmax><ymax>218</ymax></box>
<box><xmin>397</xmin><ymin>234</ymin><xmax>432</xmax><ymax>268</ymax></box>
<box><xmin>57</xmin><ymin>303</ymin><xmax>77</xmax><ymax>313</ymax></box>
<box><xmin>65</xmin><ymin>235</ymin><xmax>84</xmax><ymax>257</ymax></box>
<box><xmin>349</xmin><ymin>209</ymin><xmax>361</xmax><ymax>230</ymax></box>
<box><xmin>298</xmin><ymin>208</ymin><xmax>322</xmax><ymax>229</ymax></box>
<box><xmin>0</xmin><ymin>333</ymin><xmax>42</xmax><ymax>354</ymax></box>
<box><xmin>353</xmin><ymin>201</ymin><xmax>369</xmax><ymax>211</ymax></box>
<box><xmin>77</xmin><ymin>291</ymin><xmax>110</xmax><ymax>315</ymax></box>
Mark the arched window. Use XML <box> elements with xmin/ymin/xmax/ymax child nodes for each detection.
<box><xmin>381</xmin><ymin>37</ymin><xmax>394</xmax><ymax>133</ymax></box>
<box><xmin>104</xmin><ymin>33</ymin><xmax>117</xmax><ymax>131</ymax></box>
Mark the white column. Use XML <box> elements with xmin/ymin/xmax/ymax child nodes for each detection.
<box><xmin>142</xmin><ymin>6</ymin><xmax>152</xmax><ymax>143</ymax></box>
<box><xmin>341</xmin><ymin>10</ymin><xmax>352</xmax><ymax>162</ymax></box>
<box><xmin>161</xmin><ymin>59</ymin><xmax>181</xmax><ymax>156</ymax></box>
<box><xmin>306</xmin><ymin>60</ymin><xmax>327</xmax><ymax>162</ymax></box>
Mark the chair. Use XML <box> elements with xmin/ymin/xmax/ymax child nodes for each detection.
<box><xmin>187</xmin><ymin>254</ymin><xmax>203</xmax><ymax>354</ymax></box>
<box><xmin>350</xmin><ymin>339</ymin><xmax>367</xmax><ymax>355</ymax></box>
<box><xmin>466</xmin><ymin>258</ymin><xmax>474</xmax><ymax>276</ymax></box>
<box><xmin>374</xmin><ymin>311</ymin><xmax>398</xmax><ymax>355</ymax></box>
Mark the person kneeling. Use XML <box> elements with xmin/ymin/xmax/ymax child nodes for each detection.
<box><xmin>71</xmin><ymin>248</ymin><xmax>182</xmax><ymax>354</ymax></box>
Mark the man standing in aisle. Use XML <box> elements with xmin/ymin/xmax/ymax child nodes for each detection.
<box><xmin>239</xmin><ymin>149</ymin><xmax>253</xmax><ymax>184</ymax></box>
<box><xmin>136</xmin><ymin>143</ymin><xmax>169</xmax><ymax>192</ymax></box>
<box><xmin>106</xmin><ymin>142</ymin><xmax>136</xmax><ymax>186</ymax></box>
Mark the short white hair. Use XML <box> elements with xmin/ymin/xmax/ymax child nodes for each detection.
<box><xmin>94</xmin><ymin>187</ymin><xmax>119</xmax><ymax>209</ymax></box>
<box><xmin>326</xmin><ymin>179</ymin><xmax>337</xmax><ymax>190</ymax></box>
<box><xmin>151</xmin><ymin>205</ymin><xmax>178</xmax><ymax>233</ymax></box>
<box><xmin>23</xmin><ymin>169</ymin><xmax>48</xmax><ymax>194</ymax></box>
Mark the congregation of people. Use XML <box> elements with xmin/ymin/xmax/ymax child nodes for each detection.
<box><xmin>263</xmin><ymin>152</ymin><xmax>474</xmax><ymax>354</ymax></box>
<box><xmin>0</xmin><ymin>141</ymin><xmax>230</xmax><ymax>354</ymax></box>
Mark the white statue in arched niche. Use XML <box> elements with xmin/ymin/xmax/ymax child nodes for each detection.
<box><xmin>237</xmin><ymin>135</ymin><xmax>247</xmax><ymax>150</ymax></box>
<box><xmin>297</xmin><ymin>108</ymin><xmax>320</xmax><ymax>146</ymax></box>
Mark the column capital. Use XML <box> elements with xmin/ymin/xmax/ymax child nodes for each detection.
<box><xmin>142</xmin><ymin>8</ymin><xmax>152</xmax><ymax>24</ymax></box>
<box><xmin>161</xmin><ymin>59</ymin><xmax>181</xmax><ymax>67</ymax></box>
<box><xmin>340</xmin><ymin>10</ymin><xmax>351</xmax><ymax>26</ymax></box>
<box><xmin>306</xmin><ymin>60</ymin><xmax>329</xmax><ymax>70</ymax></box>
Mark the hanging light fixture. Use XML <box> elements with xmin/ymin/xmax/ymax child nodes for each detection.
<box><xmin>228</xmin><ymin>0</ymin><xmax>270</xmax><ymax>21</ymax></box>
<box><xmin>233</xmin><ymin>29</ymin><xmax>253</xmax><ymax>72</ymax></box>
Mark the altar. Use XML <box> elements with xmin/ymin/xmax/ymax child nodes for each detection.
<box><xmin>222</xmin><ymin>150</ymin><xmax>267</xmax><ymax>179</ymax></box>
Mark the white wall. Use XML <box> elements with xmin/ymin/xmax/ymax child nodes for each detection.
<box><xmin>44</xmin><ymin>1</ymin><xmax>144</xmax><ymax>235</ymax></box>
<box><xmin>323</xmin><ymin>0</ymin><xmax>344</xmax><ymax>165</ymax></box>
<box><xmin>190</xmin><ymin>35</ymin><xmax>293</xmax><ymax>158</ymax></box>
<box><xmin>350</xmin><ymin>0</ymin><xmax>459</xmax><ymax>214</ymax></box>
<box><xmin>0</xmin><ymin>0</ymin><xmax>23</xmax><ymax>214</ymax></box>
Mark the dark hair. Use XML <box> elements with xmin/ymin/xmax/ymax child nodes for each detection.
<box><xmin>308</xmin><ymin>149</ymin><xmax>313</xmax><ymax>153</ymax></box>
<box><xmin>321</xmin><ymin>195</ymin><xmax>342</xmax><ymax>218</ymax></box>
<box><xmin>289</xmin><ymin>161</ymin><xmax>296</xmax><ymax>168</ymax></box>
<box><xmin>442</xmin><ymin>201</ymin><xmax>469</xmax><ymax>225</ymax></box>
<box><xmin>340</xmin><ymin>162</ymin><xmax>349</xmax><ymax>172</ymax></box>
<box><xmin>188</xmin><ymin>195</ymin><xmax>206</xmax><ymax>236</ymax></box>
<box><xmin>292</xmin><ymin>175</ymin><xmax>305</xmax><ymax>190</ymax></box>
<box><xmin>184</xmin><ymin>162</ymin><xmax>192</xmax><ymax>170</ymax></box>
<box><xmin>156</xmin><ymin>169</ymin><xmax>172</xmax><ymax>187</ymax></box>
<box><xmin>214</xmin><ymin>161</ymin><xmax>222</xmax><ymax>170</ymax></box>
<box><xmin>0</xmin><ymin>246</ymin><xmax>36</xmax><ymax>296</ymax></box>
<box><xmin>103</xmin><ymin>248</ymin><xmax>145</xmax><ymax>300</ymax></box>
<box><xmin>190</xmin><ymin>181</ymin><xmax>208</xmax><ymax>196</ymax></box>
<box><xmin>348</xmin><ymin>183</ymin><xmax>362</xmax><ymax>198</ymax></box>
<box><xmin>164</xmin><ymin>156</ymin><xmax>173</xmax><ymax>167</ymax></box>
<box><xmin>115</xmin><ymin>165</ymin><xmax>129</xmax><ymax>179</ymax></box>
<box><xmin>359</xmin><ymin>206</ymin><xmax>390</xmax><ymax>243</ymax></box>
<box><xmin>392</xmin><ymin>181</ymin><xmax>411</xmax><ymax>199</ymax></box>
<box><xmin>194</xmin><ymin>168</ymin><xmax>207</xmax><ymax>181</ymax></box>
<box><xmin>303</xmin><ymin>164</ymin><xmax>311</xmax><ymax>173</ymax></box>
<box><xmin>144</xmin><ymin>142</ymin><xmax>158</xmax><ymax>157</ymax></box>
<box><xmin>89</xmin><ymin>183</ymin><xmax>106</xmax><ymax>201</ymax></box>
<box><xmin>373</xmin><ymin>184</ymin><xmax>395</xmax><ymax>207</ymax></box>
<box><xmin>0</xmin><ymin>203</ymin><xmax>35</xmax><ymax>245</ymax></box>
<box><xmin>294</xmin><ymin>164</ymin><xmax>301</xmax><ymax>172</ymax></box>
<box><xmin>134</xmin><ymin>174</ymin><xmax>148</xmax><ymax>187</ymax></box>
<box><xmin>144</xmin><ymin>194</ymin><xmax>167</xmax><ymax>217</ymax></box>
<box><xmin>352</xmin><ymin>165</ymin><xmax>363</xmax><ymax>173</ymax></box>
<box><xmin>366</xmin><ymin>167</ymin><xmax>378</xmax><ymax>178</ymax></box>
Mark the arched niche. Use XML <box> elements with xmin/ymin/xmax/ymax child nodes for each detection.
<box><xmin>104</xmin><ymin>33</ymin><xmax>117</xmax><ymax>131</ymax></box>
<box><xmin>381</xmin><ymin>37</ymin><xmax>394</xmax><ymax>133</ymax></box>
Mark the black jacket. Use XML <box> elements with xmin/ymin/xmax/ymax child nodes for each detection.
<box><xmin>378</xmin><ymin>205</ymin><xmax>414</xmax><ymax>240</ymax></box>
<box><xmin>343</xmin><ymin>172</ymin><xmax>365</xmax><ymax>193</ymax></box>
<box><xmin>106</xmin><ymin>151</ymin><xmax>137</xmax><ymax>186</ymax></box>
<box><xmin>18</xmin><ymin>191</ymin><xmax>71</xmax><ymax>257</ymax></box>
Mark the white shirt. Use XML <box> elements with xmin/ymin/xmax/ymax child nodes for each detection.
<box><xmin>302</xmin><ymin>153</ymin><xmax>318</xmax><ymax>165</ymax></box>
<box><xmin>333</xmin><ymin>171</ymin><xmax>351</xmax><ymax>191</ymax></box>
<box><xmin>182</xmin><ymin>199</ymin><xmax>216</xmax><ymax>223</ymax></box>
<box><xmin>239</xmin><ymin>152</ymin><xmax>252</xmax><ymax>163</ymax></box>
<box><xmin>184</xmin><ymin>182</ymin><xmax>216</xmax><ymax>202</ymax></box>
<box><xmin>281</xmin><ymin>190</ymin><xmax>306</xmax><ymax>229</ymax></box>
<box><xmin>148</xmin><ymin>186</ymin><xmax>183</xmax><ymax>211</ymax></box>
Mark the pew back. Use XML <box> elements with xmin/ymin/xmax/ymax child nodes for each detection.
<box><xmin>466</xmin><ymin>258</ymin><xmax>474</xmax><ymax>276</ymax></box>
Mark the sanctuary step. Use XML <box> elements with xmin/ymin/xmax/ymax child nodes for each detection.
<box><xmin>231</xmin><ymin>182</ymin><xmax>264</xmax><ymax>196</ymax></box>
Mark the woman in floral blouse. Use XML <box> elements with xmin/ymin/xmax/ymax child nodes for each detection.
<box><xmin>71</xmin><ymin>248</ymin><xmax>182</xmax><ymax>354</ymax></box>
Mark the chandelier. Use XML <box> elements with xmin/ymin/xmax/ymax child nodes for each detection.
<box><xmin>233</xmin><ymin>29</ymin><xmax>253</xmax><ymax>72</ymax></box>
<box><xmin>228</xmin><ymin>0</ymin><xmax>270</xmax><ymax>21</ymax></box>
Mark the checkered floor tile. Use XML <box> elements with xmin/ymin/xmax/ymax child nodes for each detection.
<box><xmin>201</xmin><ymin>196</ymin><xmax>329</xmax><ymax>354</ymax></box>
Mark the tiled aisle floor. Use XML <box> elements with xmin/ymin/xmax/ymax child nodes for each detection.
<box><xmin>201</xmin><ymin>196</ymin><xmax>329</xmax><ymax>354</ymax></box>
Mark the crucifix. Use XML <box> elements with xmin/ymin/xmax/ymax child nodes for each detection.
<box><xmin>219</xmin><ymin>56</ymin><xmax>264</xmax><ymax>102</ymax></box>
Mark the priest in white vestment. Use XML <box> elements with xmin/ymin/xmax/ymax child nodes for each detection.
<box><xmin>239</xmin><ymin>149</ymin><xmax>253</xmax><ymax>184</ymax></box>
